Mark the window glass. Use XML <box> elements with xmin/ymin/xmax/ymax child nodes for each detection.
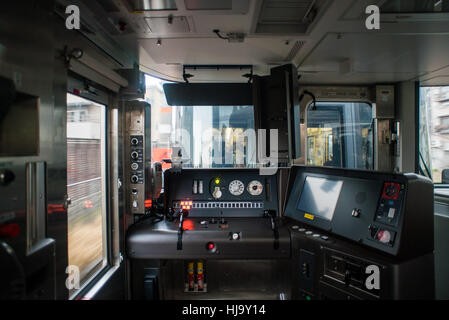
<box><xmin>381</xmin><ymin>0</ymin><xmax>449</xmax><ymax>13</ymax></box>
<box><xmin>66</xmin><ymin>93</ymin><xmax>107</xmax><ymax>297</ymax></box>
<box><xmin>306</xmin><ymin>102</ymin><xmax>374</xmax><ymax>170</ymax></box>
<box><xmin>145</xmin><ymin>75</ymin><xmax>256</xmax><ymax>168</ymax></box>
<box><xmin>419</xmin><ymin>86</ymin><xmax>449</xmax><ymax>184</ymax></box>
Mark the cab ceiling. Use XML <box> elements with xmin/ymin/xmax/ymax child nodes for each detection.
<box><xmin>60</xmin><ymin>0</ymin><xmax>449</xmax><ymax>85</ymax></box>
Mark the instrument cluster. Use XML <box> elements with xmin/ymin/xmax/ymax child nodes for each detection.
<box><xmin>210</xmin><ymin>177</ymin><xmax>264</xmax><ymax>199</ymax></box>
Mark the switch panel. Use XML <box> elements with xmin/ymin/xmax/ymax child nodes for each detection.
<box><xmin>125</xmin><ymin>101</ymin><xmax>151</xmax><ymax>216</ymax></box>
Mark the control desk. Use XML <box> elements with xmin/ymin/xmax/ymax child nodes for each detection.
<box><xmin>127</xmin><ymin>168</ymin><xmax>290</xmax><ymax>260</ymax></box>
<box><xmin>126</xmin><ymin>166</ymin><xmax>435</xmax><ymax>300</ymax></box>
<box><xmin>284</xmin><ymin>166</ymin><xmax>435</xmax><ymax>300</ymax></box>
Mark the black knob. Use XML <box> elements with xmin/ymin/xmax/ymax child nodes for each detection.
<box><xmin>131</xmin><ymin>151</ymin><xmax>138</xmax><ymax>159</ymax></box>
<box><xmin>131</xmin><ymin>175</ymin><xmax>139</xmax><ymax>183</ymax></box>
<box><xmin>131</xmin><ymin>138</ymin><xmax>139</xmax><ymax>145</ymax></box>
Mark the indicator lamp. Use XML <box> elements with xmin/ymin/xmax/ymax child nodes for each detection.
<box><xmin>180</xmin><ymin>200</ymin><xmax>193</xmax><ymax>210</ymax></box>
<box><xmin>214</xmin><ymin>178</ymin><xmax>220</xmax><ymax>185</ymax></box>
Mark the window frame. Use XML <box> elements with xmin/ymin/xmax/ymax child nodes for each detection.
<box><xmin>66</xmin><ymin>90</ymin><xmax>113</xmax><ymax>300</ymax></box>
<box><xmin>418</xmin><ymin>85</ymin><xmax>449</xmax><ymax>187</ymax></box>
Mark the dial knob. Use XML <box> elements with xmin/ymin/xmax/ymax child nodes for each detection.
<box><xmin>131</xmin><ymin>138</ymin><xmax>139</xmax><ymax>145</ymax></box>
<box><xmin>131</xmin><ymin>151</ymin><xmax>139</xmax><ymax>159</ymax></box>
<box><xmin>131</xmin><ymin>175</ymin><xmax>139</xmax><ymax>183</ymax></box>
<box><xmin>212</xmin><ymin>186</ymin><xmax>222</xmax><ymax>199</ymax></box>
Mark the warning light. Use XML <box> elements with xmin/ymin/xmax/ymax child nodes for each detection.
<box><xmin>0</xmin><ymin>223</ymin><xmax>20</xmax><ymax>238</ymax></box>
<box><xmin>214</xmin><ymin>178</ymin><xmax>220</xmax><ymax>185</ymax></box>
<box><xmin>144</xmin><ymin>199</ymin><xmax>152</xmax><ymax>208</ymax></box>
<box><xmin>208</xmin><ymin>242</ymin><xmax>215</xmax><ymax>250</ymax></box>
<box><xmin>180</xmin><ymin>200</ymin><xmax>193</xmax><ymax>210</ymax></box>
<box><xmin>183</xmin><ymin>220</ymin><xmax>194</xmax><ymax>230</ymax></box>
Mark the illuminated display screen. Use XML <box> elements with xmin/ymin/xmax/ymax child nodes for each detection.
<box><xmin>297</xmin><ymin>176</ymin><xmax>343</xmax><ymax>221</ymax></box>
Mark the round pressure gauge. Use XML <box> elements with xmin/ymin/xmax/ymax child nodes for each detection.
<box><xmin>247</xmin><ymin>180</ymin><xmax>263</xmax><ymax>196</ymax></box>
<box><xmin>228</xmin><ymin>180</ymin><xmax>245</xmax><ymax>196</ymax></box>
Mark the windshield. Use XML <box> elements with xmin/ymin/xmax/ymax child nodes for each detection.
<box><xmin>145</xmin><ymin>75</ymin><xmax>256</xmax><ymax>169</ymax></box>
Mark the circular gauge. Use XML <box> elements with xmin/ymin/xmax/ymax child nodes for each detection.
<box><xmin>228</xmin><ymin>180</ymin><xmax>245</xmax><ymax>196</ymax></box>
<box><xmin>247</xmin><ymin>180</ymin><xmax>263</xmax><ymax>196</ymax></box>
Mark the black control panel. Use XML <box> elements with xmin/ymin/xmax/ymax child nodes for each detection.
<box><xmin>289</xmin><ymin>223</ymin><xmax>435</xmax><ymax>300</ymax></box>
<box><xmin>164</xmin><ymin>168</ymin><xmax>278</xmax><ymax>217</ymax></box>
<box><xmin>284</xmin><ymin>166</ymin><xmax>434</xmax><ymax>258</ymax></box>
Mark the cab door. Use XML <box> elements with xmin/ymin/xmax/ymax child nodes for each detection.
<box><xmin>65</xmin><ymin>75</ymin><xmax>124</xmax><ymax>300</ymax></box>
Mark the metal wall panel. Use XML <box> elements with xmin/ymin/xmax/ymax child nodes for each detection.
<box><xmin>0</xmin><ymin>1</ymin><xmax>68</xmax><ymax>299</ymax></box>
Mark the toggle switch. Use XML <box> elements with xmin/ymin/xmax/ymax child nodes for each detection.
<box><xmin>231</xmin><ymin>232</ymin><xmax>240</xmax><ymax>240</ymax></box>
<box><xmin>132</xmin><ymin>200</ymin><xmax>138</xmax><ymax>208</ymax></box>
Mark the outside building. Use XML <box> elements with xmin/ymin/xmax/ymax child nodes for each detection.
<box><xmin>421</xmin><ymin>86</ymin><xmax>449</xmax><ymax>183</ymax></box>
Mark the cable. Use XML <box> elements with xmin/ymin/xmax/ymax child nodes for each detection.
<box><xmin>299</xmin><ymin>90</ymin><xmax>317</xmax><ymax>110</ymax></box>
<box><xmin>213</xmin><ymin>29</ymin><xmax>229</xmax><ymax>40</ymax></box>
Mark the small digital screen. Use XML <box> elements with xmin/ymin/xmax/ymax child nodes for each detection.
<box><xmin>297</xmin><ymin>176</ymin><xmax>343</xmax><ymax>221</ymax></box>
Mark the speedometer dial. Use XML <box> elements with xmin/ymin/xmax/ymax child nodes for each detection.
<box><xmin>229</xmin><ymin>180</ymin><xmax>245</xmax><ymax>196</ymax></box>
<box><xmin>247</xmin><ymin>180</ymin><xmax>263</xmax><ymax>196</ymax></box>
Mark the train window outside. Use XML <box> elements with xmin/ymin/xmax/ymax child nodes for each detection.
<box><xmin>306</xmin><ymin>102</ymin><xmax>374</xmax><ymax>170</ymax></box>
<box><xmin>145</xmin><ymin>75</ymin><xmax>256</xmax><ymax>169</ymax></box>
<box><xmin>419</xmin><ymin>86</ymin><xmax>449</xmax><ymax>184</ymax></box>
<box><xmin>381</xmin><ymin>0</ymin><xmax>449</xmax><ymax>13</ymax></box>
<box><xmin>66</xmin><ymin>93</ymin><xmax>108</xmax><ymax>297</ymax></box>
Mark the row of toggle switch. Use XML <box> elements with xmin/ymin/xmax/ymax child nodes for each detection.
<box><xmin>173</xmin><ymin>201</ymin><xmax>264</xmax><ymax>209</ymax></box>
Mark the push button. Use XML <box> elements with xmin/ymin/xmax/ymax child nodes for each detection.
<box><xmin>387</xmin><ymin>208</ymin><xmax>396</xmax><ymax>219</ymax></box>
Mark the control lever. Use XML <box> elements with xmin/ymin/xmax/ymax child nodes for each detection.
<box><xmin>177</xmin><ymin>208</ymin><xmax>189</xmax><ymax>250</ymax></box>
<box><xmin>264</xmin><ymin>210</ymin><xmax>279</xmax><ymax>250</ymax></box>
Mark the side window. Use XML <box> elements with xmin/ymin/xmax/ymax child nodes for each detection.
<box><xmin>306</xmin><ymin>102</ymin><xmax>374</xmax><ymax>170</ymax></box>
<box><xmin>66</xmin><ymin>93</ymin><xmax>108</xmax><ymax>297</ymax></box>
<box><xmin>419</xmin><ymin>86</ymin><xmax>449</xmax><ymax>184</ymax></box>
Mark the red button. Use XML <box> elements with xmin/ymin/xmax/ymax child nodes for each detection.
<box><xmin>208</xmin><ymin>242</ymin><xmax>215</xmax><ymax>250</ymax></box>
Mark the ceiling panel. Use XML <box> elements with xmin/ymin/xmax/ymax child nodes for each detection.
<box><xmin>298</xmin><ymin>33</ymin><xmax>449</xmax><ymax>84</ymax></box>
<box><xmin>139</xmin><ymin>37</ymin><xmax>295</xmax><ymax>65</ymax></box>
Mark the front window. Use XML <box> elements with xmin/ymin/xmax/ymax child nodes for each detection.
<box><xmin>145</xmin><ymin>75</ymin><xmax>256</xmax><ymax>169</ymax></box>
<box><xmin>419</xmin><ymin>86</ymin><xmax>449</xmax><ymax>184</ymax></box>
<box><xmin>306</xmin><ymin>102</ymin><xmax>374</xmax><ymax>170</ymax></box>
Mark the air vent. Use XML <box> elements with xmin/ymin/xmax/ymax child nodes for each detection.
<box><xmin>145</xmin><ymin>16</ymin><xmax>190</xmax><ymax>33</ymax></box>
<box><xmin>184</xmin><ymin>0</ymin><xmax>232</xmax><ymax>10</ymax></box>
<box><xmin>285</xmin><ymin>40</ymin><xmax>306</xmax><ymax>61</ymax></box>
<box><xmin>255</xmin><ymin>0</ymin><xmax>325</xmax><ymax>34</ymax></box>
<box><xmin>259</xmin><ymin>0</ymin><xmax>315</xmax><ymax>24</ymax></box>
<box><xmin>127</xmin><ymin>0</ymin><xmax>178</xmax><ymax>11</ymax></box>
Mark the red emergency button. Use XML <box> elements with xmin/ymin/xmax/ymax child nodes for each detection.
<box><xmin>376</xmin><ymin>230</ymin><xmax>391</xmax><ymax>244</ymax></box>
